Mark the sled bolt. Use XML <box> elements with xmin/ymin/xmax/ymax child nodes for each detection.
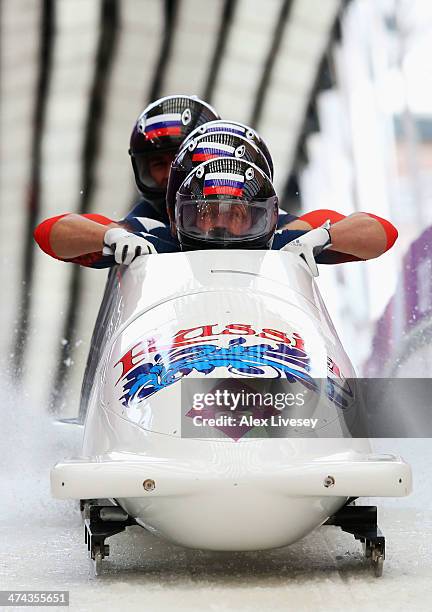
<box><xmin>324</xmin><ymin>475</ymin><xmax>335</xmax><ymax>488</ymax></box>
<box><xmin>143</xmin><ymin>478</ymin><xmax>155</xmax><ymax>491</ymax></box>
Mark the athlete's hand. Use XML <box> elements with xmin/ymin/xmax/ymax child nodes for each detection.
<box><xmin>103</xmin><ymin>228</ymin><xmax>156</xmax><ymax>265</ymax></box>
<box><xmin>281</xmin><ymin>221</ymin><xmax>331</xmax><ymax>277</ymax></box>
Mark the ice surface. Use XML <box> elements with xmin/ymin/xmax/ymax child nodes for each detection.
<box><xmin>1</xmin><ymin>377</ymin><xmax>431</xmax><ymax>612</ymax></box>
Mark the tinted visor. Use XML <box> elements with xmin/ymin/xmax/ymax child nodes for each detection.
<box><xmin>132</xmin><ymin>151</ymin><xmax>176</xmax><ymax>190</ymax></box>
<box><xmin>176</xmin><ymin>196</ymin><xmax>278</xmax><ymax>244</ymax></box>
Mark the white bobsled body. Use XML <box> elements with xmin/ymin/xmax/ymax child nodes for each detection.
<box><xmin>51</xmin><ymin>251</ymin><xmax>411</xmax><ymax>550</ymax></box>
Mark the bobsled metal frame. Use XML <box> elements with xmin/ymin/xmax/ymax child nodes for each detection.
<box><xmin>81</xmin><ymin>499</ymin><xmax>138</xmax><ymax>575</ymax></box>
<box><xmin>325</xmin><ymin>501</ymin><xmax>385</xmax><ymax>577</ymax></box>
<box><xmin>81</xmin><ymin>498</ymin><xmax>385</xmax><ymax>576</ymax></box>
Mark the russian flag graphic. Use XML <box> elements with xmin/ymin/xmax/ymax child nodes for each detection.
<box><xmin>143</xmin><ymin>113</ymin><xmax>182</xmax><ymax>140</ymax></box>
<box><xmin>192</xmin><ymin>141</ymin><xmax>235</xmax><ymax>162</ymax></box>
<box><xmin>206</xmin><ymin>123</ymin><xmax>245</xmax><ymax>136</ymax></box>
<box><xmin>203</xmin><ymin>171</ymin><xmax>244</xmax><ymax>197</ymax></box>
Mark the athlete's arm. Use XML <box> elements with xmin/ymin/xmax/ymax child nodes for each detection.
<box><xmin>326</xmin><ymin>213</ymin><xmax>388</xmax><ymax>259</ymax></box>
<box><xmin>279</xmin><ymin>209</ymin><xmax>397</xmax><ymax>261</ymax></box>
<box><xmin>48</xmin><ymin>214</ymin><xmax>121</xmax><ymax>258</ymax></box>
<box><xmin>34</xmin><ymin>213</ymin><xmax>119</xmax><ymax>267</ymax></box>
<box><xmin>34</xmin><ymin>212</ymin><xmax>171</xmax><ymax>268</ymax></box>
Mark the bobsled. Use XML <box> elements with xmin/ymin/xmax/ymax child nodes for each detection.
<box><xmin>51</xmin><ymin>250</ymin><xmax>411</xmax><ymax>576</ymax></box>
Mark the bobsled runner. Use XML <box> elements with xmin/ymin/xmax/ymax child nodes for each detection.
<box><xmin>51</xmin><ymin>250</ymin><xmax>411</xmax><ymax>576</ymax></box>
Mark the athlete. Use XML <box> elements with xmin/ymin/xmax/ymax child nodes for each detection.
<box><xmin>34</xmin><ymin>157</ymin><xmax>398</xmax><ymax>272</ymax></box>
<box><xmin>35</xmin><ymin>111</ymin><xmax>298</xmax><ymax>268</ymax></box>
<box><xmin>127</xmin><ymin>94</ymin><xmax>220</xmax><ymax>224</ymax></box>
<box><xmin>166</xmin><ymin>130</ymin><xmax>272</xmax><ymax>234</ymax></box>
<box><xmin>173</xmin><ymin>118</ymin><xmax>297</xmax><ymax>229</ymax></box>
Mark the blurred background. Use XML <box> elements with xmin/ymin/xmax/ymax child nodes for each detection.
<box><xmin>2</xmin><ymin>0</ymin><xmax>432</xmax><ymax>417</ymax></box>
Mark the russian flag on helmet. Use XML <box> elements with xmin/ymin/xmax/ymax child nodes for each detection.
<box><xmin>140</xmin><ymin>112</ymin><xmax>182</xmax><ymax>140</ymax></box>
<box><xmin>203</xmin><ymin>171</ymin><xmax>245</xmax><ymax>197</ymax></box>
<box><xmin>192</xmin><ymin>141</ymin><xmax>235</xmax><ymax>162</ymax></box>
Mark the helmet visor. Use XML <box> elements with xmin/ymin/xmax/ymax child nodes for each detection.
<box><xmin>176</xmin><ymin>196</ymin><xmax>278</xmax><ymax>244</ymax></box>
<box><xmin>132</xmin><ymin>151</ymin><xmax>176</xmax><ymax>190</ymax></box>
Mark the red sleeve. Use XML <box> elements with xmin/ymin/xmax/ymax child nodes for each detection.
<box><xmin>34</xmin><ymin>213</ymin><xmax>69</xmax><ymax>259</ymax></box>
<box><xmin>33</xmin><ymin>213</ymin><xmax>114</xmax><ymax>265</ymax></box>
<box><xmin>298</xmin><ymin>209</ymin><xmax>346</xmax><ymax>227</ymax></box>
<box><xmin>364</xmin><ymin>212</ymin><xmax>398</xmax><ymax>250</ymax></box>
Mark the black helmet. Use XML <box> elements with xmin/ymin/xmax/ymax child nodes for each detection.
<box><xmin>129</xmin><ymin>95</ymin><xmax>219</xmax><ymax>200</ymax></box>
<box><xmin>166</xmin><ymin>131</ymin><xmax>272</xmax><ymax>226</ymax></box>
<box><xmin>180</xmin><ymin>119</ymin><xmax>274</xmax><ymax>180</ymax></box>
<box><xmin>175</xmin><ymin>157</ymin><xmax>278</xmax><ymax>251</ymax></box>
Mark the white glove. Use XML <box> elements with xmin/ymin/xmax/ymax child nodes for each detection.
<box><xmin>103</xmin><ymin>228</ymin><xmax>156</xmax><ymax>265</ymax></box>
<box><xmin>281</xmin><ymin>221</ymin><xmax>332</xmax><ymax>277</ymax></box>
